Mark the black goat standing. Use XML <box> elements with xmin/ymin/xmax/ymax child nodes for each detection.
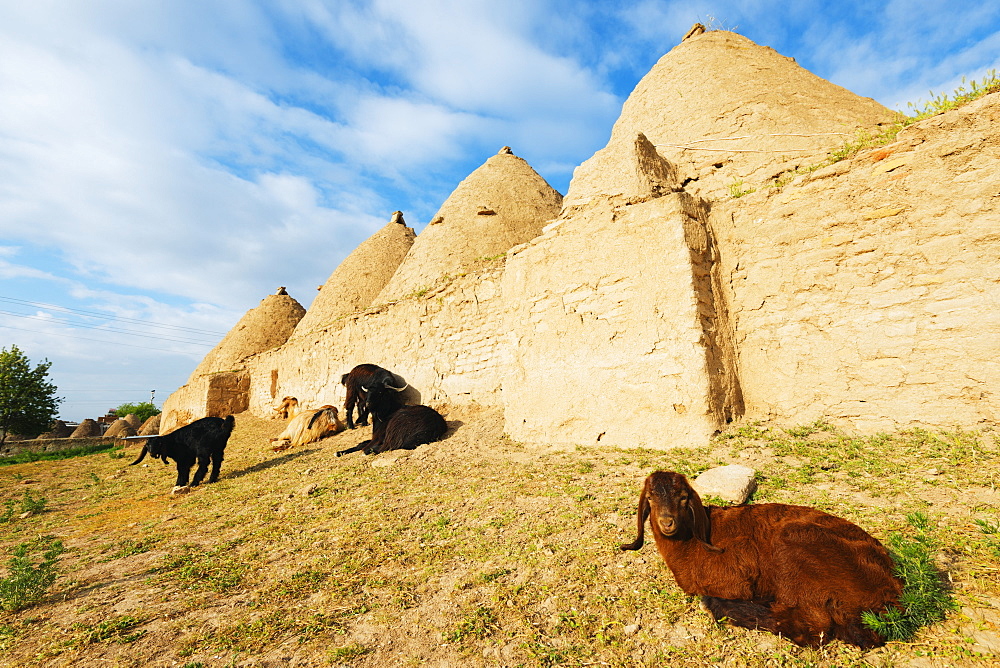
<box><xmin>336</xmin><ymin>405</ymin><xmax>447</xmax><ymax>457</ymax></box>
<box><xmin>341</xmin><ymin>363</ymin><xmax>407</xmax><ymax>429</ymax></box>
<box><xmin>129</xmin><ymin>415</ymin><xmax>235</xmax><ymax>489</ymax></box>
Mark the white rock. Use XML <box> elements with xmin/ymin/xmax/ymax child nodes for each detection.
<box><xmin>692</xmin><ymin>465</ymin><xmax>757</xmax><ymax>504</ymax></box>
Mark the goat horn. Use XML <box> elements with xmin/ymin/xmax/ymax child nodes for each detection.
<box><xmin>388</xmin><ymin>382</ymin><xmax>408</xmax><ymax>392</ymax></box>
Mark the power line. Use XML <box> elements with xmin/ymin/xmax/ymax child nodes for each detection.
<box><xmin>0</xmin><ymin>295</ymin><xmax>228</xmax><ymax>337</ymax></box>
<box><xmin>0</xmin><ymin>323</ymin><xmax>212</xmax><ymax>353</ymax></box>
<box><xmin>0</xmin><ymin>310</ymin><xmax>220</xmax><ymax>346</ymax></box>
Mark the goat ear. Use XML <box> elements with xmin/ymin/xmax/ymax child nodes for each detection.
<box><xmin>687</xmin><ymin>487</ymin><xmax>723</xmax><ymax>553</ymax></box>
<box><xmin>620</xmin><ymin>478</ymin><xmax>651</xmax><ymax>551</ymax></box>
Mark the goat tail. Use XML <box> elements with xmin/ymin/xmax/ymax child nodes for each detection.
<box><xmin>129</xmin><ymin>444</ymin><xmax>149</xmax><ymax>466</ymax></box>
<box><xmin>620</xmin><ymin>478</ymin><xmax>651</xmax><ymax>551</ymax></box>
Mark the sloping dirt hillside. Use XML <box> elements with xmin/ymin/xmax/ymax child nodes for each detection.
<box><xmin>1</xmin><ymin>406</ymin><xmax>998</xmax><ymax>667</ymax></box>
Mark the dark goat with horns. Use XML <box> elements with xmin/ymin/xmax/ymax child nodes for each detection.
<box><xmin>129</xmin><ymin>415</ymin><xmax>235</xmax><ymax>489</ymax></box>
<box><xmin>621</xmin><ymin>471</ymin><xmax>903</xmax><ymax>648</ymax></box>
<box><xmin>340</xmin><ymin>363</ymin><xmax>407</xmax><ymax>430</ymax></box>
<box><xmin>335</xmin><ymin>404</ymin><xmax>447</xmax><ymax>457</ymax></box>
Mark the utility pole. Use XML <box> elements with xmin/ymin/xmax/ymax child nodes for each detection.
<box><xmin>150</xmin><ymin>389</ymin><xmax>156</xmax><ymax>404</ymax></box>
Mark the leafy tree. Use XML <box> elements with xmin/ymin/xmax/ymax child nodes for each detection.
<box><xmin>0</xmin><ymin>346</ymin><xmax>61</xmax><ymax>446</ymax></box>
<box><xmin>111</xmin><ymin>401</ymin><xmax>160</xmax><ymax>423</ymax></box>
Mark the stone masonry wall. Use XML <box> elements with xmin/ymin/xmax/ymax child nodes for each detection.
<box><xmin>246</xmin><ymin>262</ymin><xmax>510</xmax><ymax>415</ymax></box>
<box><xmin>500</xmin><ymin>193</ymin><xmax>733</xmax><ymax>449</ymax></box>
<box><xmin>711</xmin><ymin>93</ymin><xmax>1000</xmax><ymax>431</ymax></box>
<box><xmin>165</xmin><ymin>95</ymin><xmax>999</xmax><ymax>445</ymax></box>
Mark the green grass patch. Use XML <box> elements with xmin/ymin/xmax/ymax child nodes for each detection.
<box><xmin>329</xmin><ymin>642</ymin><xmax>370</xmax><ymax>660</ymax></box>
<box><xmin>71</xmin><ymin>615</ymin><xmax>147</xmax><ymax>645</ymax></box>
<box><xmin>156</xmin><ymin>539</ymin><xmax>251</xmax><ymax>593</ymax></box>
<box><xmin>444</xmin><ymin>605</ymin><xmax>499</xmax><ymax>643</ymax></box>
<box><xmin>765</xmin><ymin>69</ymin><xmax>1000</xmax><ymax>187</ymax></box>
<box><xmin>1</xmin><ymin>490</ymin><xmax>49</xmax><ymax>522</ymax></box>
<box><xmin>862</xmin><ymin>512</ymin><xmax>957</xmax><ymax>641</ymax></box>
<box><xmin>101</xmin><ymin>535</ymin><xmax>164</xmax><ymax>561</ymax></box>
<box><xmin>728</xmin><ymin>177</ymin><xmax>756</xmax><ymax>199</ymax></box>
<box><xmin>0</xmin><ymin>536</ymin><xmax>65</xmax><ymax>612</ymax></box>
<box><xmin>0</xmin><ymin>442</ymin><xmax>118</xmax><ymax>466</ymax></box>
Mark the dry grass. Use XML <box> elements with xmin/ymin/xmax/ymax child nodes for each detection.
<box><xmin>0</xmin><ymin>407</ymin><xmax>998</xmax><ymax>667</ymax></box>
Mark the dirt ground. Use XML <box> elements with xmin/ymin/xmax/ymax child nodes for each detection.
<box><xmin>1</xmin><ymin>405</ymin><xmax>998</xmax><ymax>667</ymax></box>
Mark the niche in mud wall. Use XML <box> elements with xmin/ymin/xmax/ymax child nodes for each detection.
<box><xmin>206</xmin><ymin>371</ymin><xmax>250</xmax><ymax>417</ymax></box>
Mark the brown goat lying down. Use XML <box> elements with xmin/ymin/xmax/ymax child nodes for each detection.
<box><xmin>270</xmin><ymin>405</ymin><xmax>344</xmax><ymax>451</ymax></box>
<box><xmin>621</xmin><ymin>471</ymin><xmax>903</xmax><ymax>648</ymax></box>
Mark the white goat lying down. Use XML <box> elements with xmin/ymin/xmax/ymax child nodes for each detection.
<box><xmin>269</xmin><ymin>405</ymin><xmax>344</xmax><ymax>451</ymax></box>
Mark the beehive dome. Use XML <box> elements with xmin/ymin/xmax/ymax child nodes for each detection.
<box><xmin>292</xmin><ymin>211</ymin><xmax>416</xmax><ymax>337</ymax></box>
<box><xmin>189</xmin><ymin>289</ymin><xmax>306</xmax><ymax>378</ymax></box>
<box><xmin>376</xmin><ymin>147</ymin><xmax>563</xmax><ymax>303</ymax></box>
<box><xmin>565</xmin><ymin>29</ymin><xmax>896</xmax><ymax>205</ymax></box>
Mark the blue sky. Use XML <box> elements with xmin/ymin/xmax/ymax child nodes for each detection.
<box><xmin>1</xmin><ymin>0</ymin><xmax>998</xmax><ymax>422</ymax></box>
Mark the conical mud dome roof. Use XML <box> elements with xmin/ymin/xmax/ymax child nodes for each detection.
<box><xmin>376</xmin><ymin>147</ymin><xmax>562</xmax><ymax>303</ymax></box>
<box><xmin>103</xmin><ymin>419</ymin><xmax>136</xmax><ymax>438</ymax></box>
<box><xmin>565</xmin><ymin>29</ymin><xmax>896</xmax><ymax>204</ymax></box>
<box><xmin>138</xmin><ymin>414</ymin><xmax>161</xmax><ymax>436</ymax></box>
<box><xmin>37</xmin><ymin>419</ymin><xmax>73</xmax><ymax>439</ymax></box>
<box><xmin>70</xmin><ymin>419</ymin><xmax>102</xmax><ymax>438</ymax></box>
<box><xmin>292</xmin><ymin>212</ymin><xmax>416</xmax><ymax>337</ymax></box>
<box><xmin>190</xmin><ymin>289</ymin><xmax>306</xmax><ymax>378</ymax></box>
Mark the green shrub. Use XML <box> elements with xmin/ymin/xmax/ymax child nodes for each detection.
<box><xmin>861</xmin><ymin>512</ymin><xmax>956</xmax><ymax>641</ymax></box>
<box><xmin>19</xmin><ymin>490</ymin><xmax>46</xmax><ymax>514</ymax></box>
<box><xmin>0</xmin><ymin>536</ymin><xmax>65</xmax><ymax>612</ymax></box>
<box><xmin>111</xmin><ymin>401</ymin><xmax>160</xmax><ymax>423</ymax></box>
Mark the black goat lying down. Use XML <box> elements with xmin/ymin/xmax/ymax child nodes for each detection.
<box><xmin>336</xmin><ymin>405</ymin><xmax>447</xmax><ymax>457</ymax></box>
<box><xmin>129</xmin><ymin>415</ymin><xmax>235</xmax><ymax>489</ymax></box>
<box><xmin>341</xmin><ymin>363</ymin><xmax>407</xmax><ymax>429</ymax></box>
